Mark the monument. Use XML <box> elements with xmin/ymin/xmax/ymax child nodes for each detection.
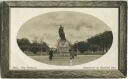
<box><xmin>56</xmin><ymin>25</ymin><xmax>71</xmax><ymax>55</ymax></box>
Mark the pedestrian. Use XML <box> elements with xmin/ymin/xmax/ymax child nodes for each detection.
<box><xmin>49</xmin><ymin>49</ymin><xmax>53</xmax><ymax>61</ymax></box>
<box><xmin>69</xmin><ymin>49</ymin><xmax>74</xmax><ymax>65</ymax></box>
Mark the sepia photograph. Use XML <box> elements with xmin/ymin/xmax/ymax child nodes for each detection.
<box><xmin>1</xmin><ymin>1</ymin><xmax>127</xmax><ymax>78</ymax></box>
<box><xmin>17</xmin><ymin>11</ymin><xmax>113</xmax><ymax>66</ymax></box>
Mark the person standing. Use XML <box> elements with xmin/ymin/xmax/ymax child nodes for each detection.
<box><xmin>69</xmin><ymin>49</ymin><xmax>74</xmax><ymax>65</ymax></box>
<box><xmin>49</xmin><ymin>49</ymin><xmax>53</xmax><ymax>61</ymax></box>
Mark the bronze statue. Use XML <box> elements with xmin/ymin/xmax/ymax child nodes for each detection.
<box><xmin>59</xmin><ymin>25</ymin><xmax>66</xmax><ymax>40</ymax></box>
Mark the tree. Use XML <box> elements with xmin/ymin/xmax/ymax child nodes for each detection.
<box><xmin>87</xmin><ymin>31</ymin><xmax>113</xmax><ymax>54</ymax></box>
<box><xmin>102</xmin><ymin>31</ymin><xmax>113</xmax><ymax>52</ymax></box>
<box><xmin>41</xmin><ymin>42</ymin><xmax>49</xmax><ymax>52</ymax></box>
<box><xmin>30</xmin><ymin>42</ymin><xmax>40</xmax><ymax>54</ymax></box>
<box><xmin>17</xmin><ymin>38</ymin><xmax>31</xmax><ymax>52</ymax></box>
<box><xmin>17</xmin><ymin>38</ymin><xmax>50</xmax><ymax>54</ymax></box>
<box><xmin>29</xmin><ymin>41</ymin><xmax>49</xmax><ymax>54</ymax></box>
<box><xmin>72</xmin><ymin>41</ymin><xmax>89</xmax><ymax>53</ymax></box>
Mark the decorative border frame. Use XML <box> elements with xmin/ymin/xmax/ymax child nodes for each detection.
<box><xmin>1</xmin><ymin>1</ymin><xmax>127</xmax><ymax>78</ymax></box>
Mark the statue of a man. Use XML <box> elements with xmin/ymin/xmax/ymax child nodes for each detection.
<box><xmin>59</xmin><ymin>25</ymin><xmax>66</xmax><ymax>40</ymax></box>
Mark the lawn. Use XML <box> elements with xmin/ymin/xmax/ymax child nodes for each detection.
<box><xmin>29</xmin><ymin>55</ymin><xmax>102</xmax><ymax>66</ymax></box>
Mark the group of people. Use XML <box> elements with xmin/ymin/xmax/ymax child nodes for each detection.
<box><xmin>48</xmin><ymin>48</ymin><xmax>77</xmax><ymax>61</ymax></box>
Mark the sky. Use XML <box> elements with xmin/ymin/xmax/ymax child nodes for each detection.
<box><xmin>17</xmin><ymin>11</ymin><xmax>111</xmax><ymax>48</ymax></box>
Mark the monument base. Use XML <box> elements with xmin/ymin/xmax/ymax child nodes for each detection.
<box><xmin>56</xmin><ymin>39</ymin><xmax>71</xmax><ymax>56</ymax></box>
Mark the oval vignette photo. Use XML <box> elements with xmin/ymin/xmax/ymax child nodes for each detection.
<box><xmin>17</xmin><ymin>11</ymin><xmax>113</xmax><ymax>66</ymax></box>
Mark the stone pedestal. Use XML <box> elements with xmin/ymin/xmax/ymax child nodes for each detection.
<box><xmin>56</xmin><ymin>39</ymin><xmax>71</xmax><ymax>56</ymax></box>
